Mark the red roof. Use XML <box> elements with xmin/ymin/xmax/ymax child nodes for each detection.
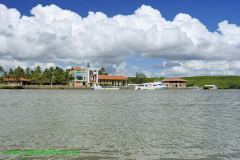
<box><xmin>70</xmin><ymin>66</ymin><xmax>82</xmax><ymax>70</ymax></box>
<box><xmin>98</xmin><ymin>75</ymin><xmax>127</xmax><ymax>80</ymax></box>
<box><xmin>4</xmin><ymin>77</ymin><xmax>30</xmax><ymax>82</ymax></box>
<box><xmin>162</xmin><ymin>78</ymin><xmax>187</xmax><ymax>82</ymax></box>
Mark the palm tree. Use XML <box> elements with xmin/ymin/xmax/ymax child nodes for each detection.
<box><xmin>99</xmin><ymin>67</ymin><xmax>108</xmax><ymax>75</ymax></box>
<box><xmin>135</xmin><ymin>72</ymin><xmax>147</xmax><ymax>84</ymax></box>
<box><xmin>0</xmin><ymin>65</ymin><xmax>3</xmax><ymax>72</ymax></box>
<box><xmin>0</xmin><ymin>65</ymin><xmax>3</xmax><ymax>83</ymax></box>
<box><xmin>13</xmin><ymin>66</ymin><xmax>24</xmax><ymax>86</ymax></box>
<box><xmin>49</xmin><ymin>66</ymin><xmax>54</xmax><ymax>86</ymax></box>
<box><xmin>0</xmin><ymin>65</ymin><xmax>4</xmax><ymax>78</ymax></box>
<box><xmin>8</xmin><ymin>68</ymin><xmax>14</xmax><ymax>77</ymax></box>
<box><xmin>31</xmin><ymin>66</ymin><xmax>43</xmax><ymax>85</ymax></box>
<box><xmin>25</xmin><ymin>68</ymin><xmax>31</xmax><ymax>79</ymax></box>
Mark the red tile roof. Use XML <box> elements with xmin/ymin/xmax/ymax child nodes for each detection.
<box><xmin>70</xmin><ymin>66</ymin><xmax>82</xmax><ymax>70</ymax></box>
<box><xmin>4</xmin><ymin>77</ymin><xmax>30</xmax><ymax>82</ymax></box>
<box><xmin>162</xmin><ymin>78</ymin><xmax>187</xmax><ymax>82</ymax></box>
<box><xmin>98</xmin><ymin>75</ymin><xmax>127</xmax><ymax>80</ymax></box>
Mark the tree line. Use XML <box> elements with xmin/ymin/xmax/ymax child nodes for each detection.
<box><xmin>0</xmin><ymin>65</ymin><xmax>110</xmax><ymax>85</ymax></box>
<box><xmin>0</xmin><ymin>65</ymin><xmax>167</xmax><ymax>85</ymax></box>
<box><xmin>0</xmin><ymin>65</ymin><xmax>73</xmax><ymax>85</ymax></box>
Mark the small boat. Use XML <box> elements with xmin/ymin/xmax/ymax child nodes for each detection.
<box><xmin>92</xmin><ymin>84</ymin><xmax>120</xmax><ymax>90</ymax></box>
<box><xmin>203</xmin><ymin>85</ymin><xmax>218</xmax><ymax>90</ymax></box>
<box><xmin>134</xmin><ymin>82</ymin><xmax>167</xmax><ymax>90</ymax></box>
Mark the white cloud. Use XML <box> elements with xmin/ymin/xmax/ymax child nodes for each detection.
<box><xmin>0</xmin><ymin>4</ymin><xmax>240</xmax><ymax>76</ymax></box>
<box><xmin>156</xmin><ymin>60</ymin><xmax>240</xmax><ymax>77</ymax></box>
<box><xmin>112</xmin><ymin>62</ymin><xmax>127</xmax><ymax>74</ymax></box>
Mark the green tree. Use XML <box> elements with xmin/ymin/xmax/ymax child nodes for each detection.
<box><xmin>25</xmin><ymin>68</ymin><xmax>32</xmax><ymax>79</ymax></box>
<box><xmin>0</xmin><ymin>65</ymin><xmax>3</xmax><ymax>83</ymax></box>
<box><xmin>98</xmin><ymin>67</ymin><xmax>108</xmax><ymax>75</ymax></box>
<box><xmin>13</xmin><ymin>66</ymin><xmax>25</xmax><ymax>86</ymax></box>
<box><xmin>53</xmin><ymin>66</ymin><xmax>66</xmax><ymax>85</ymax></box>
<box><xmin>0</xmin><ymin>65</ymin><xmax>4</xmax><ymax>81</ymax></box>
<box><xmin>135</xmin><ymin>72</ymin><xmax>147</xmax><ymax>84</ymax></box>
<box><xmin>13</xmin><ymin>66</ymin><xmax>24</xmax><ymax>78</ymax></box>
<box><xmin>65</xmin><ymin>69</ymin><xmax>73</xmax><ymax>84</ymax></box>
<box><xmin>0</xmin><ymin>65</ymin><xmax>3</xmax><ymax>73</ymax></box>
<box><xmin>31</xmin><ymin>66</ymin><xmax>43</xmax><ymax>84</ymax></box>
<box><xmin>8</xmin><ymin>68</ymin><xmax>14</xmax><ymax>77</ymax></box>
<box><xmin>42</xmin><ymin>67</ymin><xmax>55</xmax><ymax>85</ymax></box>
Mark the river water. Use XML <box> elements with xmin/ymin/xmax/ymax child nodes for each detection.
<box><xmin>0</xmin><ymin>89</ymin><xmax>240</xmax><ymax>159</ymax></box>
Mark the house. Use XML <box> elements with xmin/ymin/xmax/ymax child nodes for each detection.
<box><xmin>162</xmin><ymin>78</ymin><xmax>187</xmax><ymax>88</ymax></box>
<box><xmin>98</xmin><ymin>75</ymin><xmax>128</xmax><ymax>86</ymax></box>
<box><xmin>69</xmin><ymin>66</ymin><xmax>99</xmax><ymax>87</ymax></box>
<box><xmin>3</xmin><ymin>77</ymin><xmax>30</xmax><ymax>86</ymax></box>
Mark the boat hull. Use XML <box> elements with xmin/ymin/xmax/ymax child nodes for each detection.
<box><xmin>134</xmin><ymin>82</ymin><xmax>167</xmax><ymax>90</ymax></box>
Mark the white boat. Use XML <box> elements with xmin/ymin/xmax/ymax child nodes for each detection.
<box><xmin>134</xmin><ymin>82</ymin><xmax>167</xmax><ymax>90</ymax></box>
<box><xmin>203</xmin><ymin>85</ymin><xmax>218</xmax><ymax>90</ymax></box>
<box><xmin>92</xmin><ymin>84</ymin><xmax>120</xmax><ymax>90</ymax></box>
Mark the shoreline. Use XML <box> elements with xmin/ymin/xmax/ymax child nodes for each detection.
<box><xmin>0</xmin><ymin>85</ymin><xmax>134</xmax><ymax>90</ymax></box>
<box><xmin>0</xmin><ymin>85</ymin><xmax>239</xmax><ymax>90</ymax></box>
<box><xmin>0</xmin><ymin>85</ymin><xmax>91</xmax><ymax>90</ymax></box>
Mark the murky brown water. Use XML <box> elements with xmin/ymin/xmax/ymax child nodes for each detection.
<box><xmin>0</xmin><ymin>89</ymin><xmax>240</xmax><ymax>159</ymax></box>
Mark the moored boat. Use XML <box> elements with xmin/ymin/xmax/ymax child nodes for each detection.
<box><xmin>92</xmin><ymin>84</ymin><xmax>120</xmax><ymax>90</ymax></box>
<box><xmin>134</xmin><ymin>82</ymin><xmax>167</xmax><ymax>90</ymax></box>
<box><xmin>203</xmin><ymin>85</ymin><xmax>218</xmax><ymax>90</ymax></box>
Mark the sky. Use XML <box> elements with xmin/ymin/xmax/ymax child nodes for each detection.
<box><xmin>0</xmin><ymin>0</ymin><xmax>240</xmax><ymax>77</ymax></box>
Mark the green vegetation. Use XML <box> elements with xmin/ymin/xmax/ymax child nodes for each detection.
<box><xmin>1</xmin><ymin>65</ymin><xmax>240</xmax><ymax>89</ymax></box>
<box><xmin>128</xmin><ymin>72</ymin><xmax>164</xmax><ymax>84</ymax></box>
<box><xmin>184</xmin><ymin>76</ymin><xmax>240</xmax><ymax>89</ymax></box>
<box><xmin>98</xmin><ymin>67</ymin><xmax>108</xmax><ymax>75</ymax></box>
<box><xmin>0</xmin><ymin>65</ymin><xmax>73</xmax><ymax>85</ymax></box>
<box><xmin>0</xmin><ymin>65</ymin><xmax>5</xmax><ymax>84</ymax></box>
<box><xmin>128</xmin><ymin>76</ymin><xmax>164</xmax><ymax>84</ymax></box>
<box><xmin>0</xmin><ymin>86</ymin><xmax>24</xmax><ymax>89</ymax></box>
<box><xmin>128</xmin><ymin>73</ymin><xmax>240</xmax><ymax>89</ymax></box>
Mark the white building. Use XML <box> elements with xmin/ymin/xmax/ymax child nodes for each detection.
<box><xmin>69</xmin><ymin>66</ymin><xmax>99</xmax><ymax>87</ymax></box>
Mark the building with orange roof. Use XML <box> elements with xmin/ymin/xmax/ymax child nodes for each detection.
<box><xmin>3</xmin><ymin>77</ymin><xmax>30</xmax><ymax>86</ymax></box>
<box><xmin>98</xmin><ymin>75</ymin><xmax>128</xmax><ymax>86</ymax></box>
<box><xmin>162</xmin><ymin>78</ymin><xmax>187</xmax><ymax>88</ymax></box>
<box><xmin>68</xmin><ymin>65</ymin><xmax>128</xmax><ymax>87</ymax></box>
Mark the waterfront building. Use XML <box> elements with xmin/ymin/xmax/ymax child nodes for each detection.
<box><xmin>69</xmin><ymin>66</ymin><xmax>99</xmax><ymax>87</ymax></box>
<box><xmin>98</xmin><ymin>75</ymin><xmax>128</xmax><ymax>86</ymax></box>
<box><xmin>3</xmin><ymin>77</ymin><xmax>30</xmax><ymax>86</ymax></box>
<box><xmin>162</xmin><ymin>78</ymin><xmax>187</xmax><ymax>88</ymax></box>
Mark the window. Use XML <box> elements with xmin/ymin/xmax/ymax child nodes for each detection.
<box><xmin>76</xmin><ymin>76</ymin><xmax>83</xmax><ymax>80</ymax></box>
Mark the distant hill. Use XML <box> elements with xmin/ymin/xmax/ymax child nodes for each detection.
<box><xmin>128</xmin><ymin>76</ymin><xmax>240</xmax><ymax>89</ymax></box>
<box><xmin>183</xmin><ymin>76</ymin><xmax>240</xmax><ymax>89</ymax></box>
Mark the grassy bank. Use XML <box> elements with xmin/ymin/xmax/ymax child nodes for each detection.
<box><xmin>0</xmin><ymin>86</ymin><xmax>24</xmax><ymax>89</ymax></box>
<box><xmin>184</xmin><ymin>76</ymin><xmax>240</xmax><ymax>89</ymax></box>
<box><xmin>128</xmin><ymin>76</ymin><xmax>240</xmax><ymax>89</ymax></box>
<box><xmin>0</xmin><ymin>85</ymin><xmax>91</xmax><ymax>90</ymax></box>
<box><xmin>1</xmin><ymin>76</ymin><xmax>240</xmax><ymax>89</ymax></box>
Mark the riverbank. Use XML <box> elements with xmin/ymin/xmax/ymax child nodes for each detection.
<box><xmin>0</xmin><ymin>85</ymin><xmax>135</xmax><ymax>90</ymax></box>
<box><xmin>1</xmin><ymin>75</ymin><xmax>240</xmax><ymax>90</ymax></box>
<box><xmin>128</xmin><ymin>76</ymin><xmax>240</xmax><ymax>89</ymax></box>
<box><xmin>184</xmin><ymin>76</ymin><xmax>240</xmax><ymax>89</ymax></box>
<box><xmin>0</xmin><ymin>85</ymin><xmax>91</xmax><ymax>90</ymax></box>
